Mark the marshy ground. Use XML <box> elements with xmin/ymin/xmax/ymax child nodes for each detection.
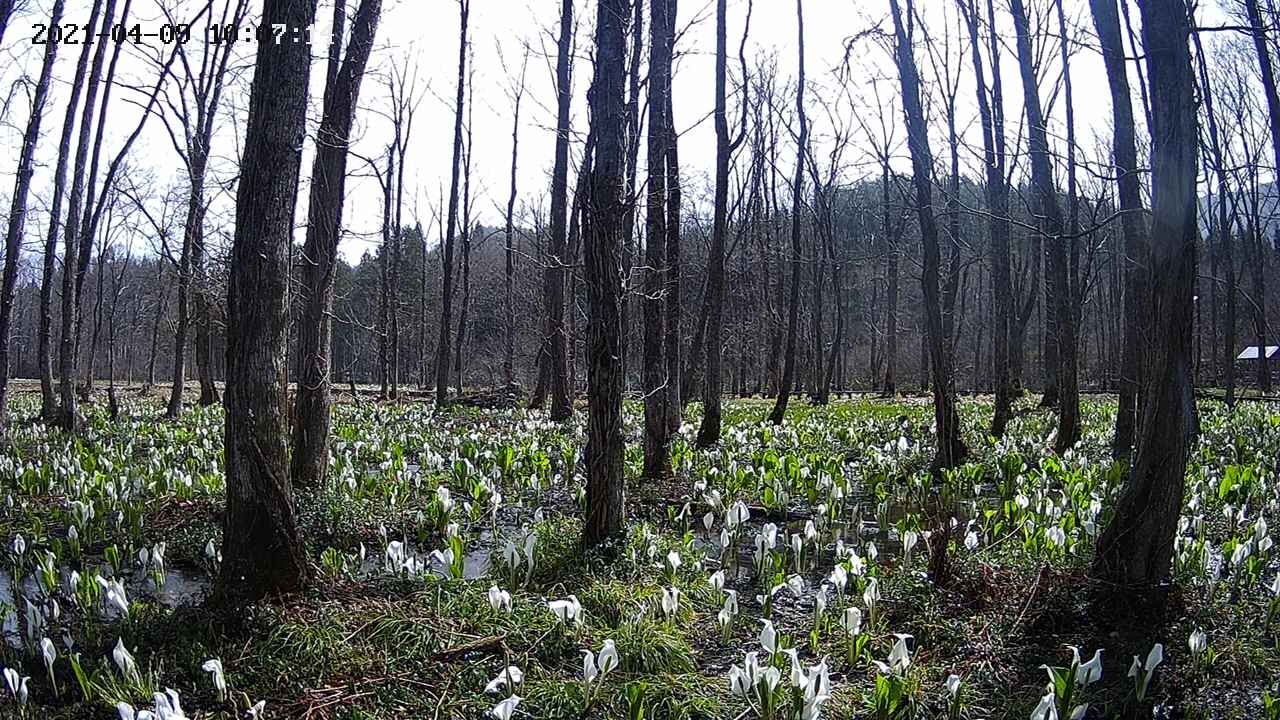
<box><xmin>0</xmin><ymin>388</ymin><xmax>1276</xmax><ymax>719</ymax></box>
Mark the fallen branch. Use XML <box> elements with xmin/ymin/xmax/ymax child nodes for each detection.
<box><xmin>433</xmin><ymin>634</ymin><xmax>507</xmax><ymax>661</ymax></box>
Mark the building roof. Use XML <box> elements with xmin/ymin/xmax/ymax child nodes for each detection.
<box><xmin>1236</xmin><ymin>345</ymin><xmax>1280</xmax><ymax>360</ymax></box>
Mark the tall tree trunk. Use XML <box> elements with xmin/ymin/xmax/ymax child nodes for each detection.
<box><xmin>74</xmin><ymin>0</ymin><xmax>133</xmax><ymax>404</ymax></box>
<box><xmin>820</xmin><ymin>211</ymin><xmax>845</xmax><ymax>403</ymax></box>
<box><xmin>57</xmin><ymin>0</ymin><xmax>115</xmax><ymax>430</ymax></box>
<box><xmin>434</xmin><ymin>0</ymin><xmax>469</xmax><ymax>409</ymax></box>
<box><xmin>454</xmin><ymin>79</ymin><xmax>475</xmax><ymax>391</ymax></box>
<box><xmin>389</xmin><ymin>182</ymin><xmax>403</xmax><ymax>397</ymax></box>
<box><xmin>682</xmin><ymin>280</ymin><xmax>707</xmax><ymax>407</ymax></box>
<box><xmin>1010</xmin><ymin>0</ymin><xmax>1079</xmax><ymax>453</ymax></box>
<box><xmin>621</xmin><ymin>0</ymin><xmax>644</xmax><ymax>391</ymax></box>
<box><xmin>167</xmin><ymin>161</ymin><xmax>200</xmax><ymax>419</ymax></box>
<box><xmin>1250</xmin><ymin>221</ymin><xmax>1270</xmax><ymax>392</ymax></box>
<box><xmin>0</xmin><ymin>0</ymin><xmax>64</xmax><ymax>427</ymax></box>
<box><xmin>809</xmin><ymin>206</ymin><xmax>825</xmax><ymax>403</ymax></box>
<box><xmin>1090</xmin><ymin>0</ymin><xmax>1145</xmax><ymax>456</ymax></box>
<box><xmin>194</xmin><ymin>240</ymin><xmax>219</xmax><ymax>405</ymax></box>
<box><xmin>221</xmin><ymin>0</ymin><xmax>316</xmax><ymax>602</ymax></box>
<box><xmin>766</xmin><ymin>0</ymin><xmax>807</xmax><ymax>426</ymax></box>
<box><xmin>377</xmin><ymin>167</ymin><xmax>391</xmax><ymax>398</ymax></box>
<box><xmin>291</xmin><ymin>0</ymin><xmax>381</xmax><ymax>489</ymax></box>
<box><xmin>40</xmin><ymin>0</ymin><xmax>99</xmax><ymax>421</ymax></box>
<box><xmin>881</xmin><ymin>164</ymin><xmax>899</xmax><ymax>396</ymax></box>
<box><xmin>1245</xmin><ymin>0</ymin><xmax>1280</xmax><ymax>389</ymax></box>
<box><xmin>540</xmin><ymin>0</ymin><xmax>574</xmax><ymax>420</ymax></box>
<box><xmin>662</xmin><ymin>40</ymin><xmax>682</xmax><ymax>433</ymax></box>
<box><xmin>192</xmin><ymin>0</ymin><xmax>249</xmax><ymax>409</ymax></box>
<box><xmin>503</xmin><ymin>53</ymin><xmax>528</xmax><ymax>388</ymax></box>
<box><xmin>960</xmin><ymin>0</ymin><xmax>1012</xmax><ymax>436</ymax></box>
<box><xmin>888</xmin><ymin>0</ymin><xmax>967</xmax><ymax>470</ymax></box>
<box><xmin>582</xmin><ymin>0</ymin><xmax>628</xmax><ymax>549</ymax></box>
<box><xmin>889</xmin><ymin>0</ymin><xmax>966</xmax><ymax>589</ymax></box>
<box><xmin>643</xmin><ymin>0</ymin><xmax>672</xmax><ymax>477</ymax></box>
<box><xmin>1093</xmin><ymin>0</ymin><xmax>1198</xmax><ymax>589</ymax></box>
<box><xmin>146</xmin><ymin>280</ymin><xmax>166</xmax><ymax>389</ymax></box>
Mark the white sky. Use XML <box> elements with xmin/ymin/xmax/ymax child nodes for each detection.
<box><xmin>0</xmin><ymin>0</ymin><xmax>1240</xmax><ymax>265</ymax></box>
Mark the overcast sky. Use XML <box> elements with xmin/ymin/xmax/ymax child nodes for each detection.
<box><xmin>0</xmin><ymin>0</ymin><xmax>1241</xmax><ymax>265</ymax></box>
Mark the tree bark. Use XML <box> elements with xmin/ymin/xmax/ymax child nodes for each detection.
<box><xmin>1093</xmin><ymin>0</ymin><xmax>1198</xmax><ymax>589</ymax></box>
<box><xmin>538</xmin><ymin>0</ymin><xmax>575</xmax><ymax>420</ymax></box>
<box><xmin>454</xmin><ymin>72</ymin><xmax>475</xmax><ymax>391</ymax></box>
<box><xmin>1089</xmin><ymin>0</ymin><xmax>1145</xmax><ymax>456</ymax></box>
<box><xmin>434</xmin><ymin>0</ymin><xmax>469</xmax><ymax>409</ymax></box>
<box><xmin>39</xmin><ymin>0</ymin><xmax>102</xmax><ymax>421</ymax></box>
<box><xmin>503</xmin><ymin>53</ymin><xmax>528</xmax><ymax>388</ymax></box>
<box><xmin>888</xmin><ymin>0</ymin><xmax>967</xmax><ymax>470</ymax></box>
<box><xmin>74</xmin><ymin>0</ymin><xmax>134</xmax><ymax>404</ymax></box>
<box><xmin>0</xmin><ymin>0</ymin><xmax>64</xmax><ymax>427</ymax></box>
<box><xmin>57</xmin><ymin>0</ymin><xmax>115</xmax><ymax>430</ymax></box>
<box><xmin>221</xmin><ymin>0</ymin><xmax>316</xmax><ymax>602</ymax></box>
<box><xmin>662</xmin><ymin>33</ymin><xmax>682</xmax><ymax>433</ymax></box>
<box><xmin>621</xmin><ymin>0</ymin><xmax>644</xmax><ymax>391</ymax></box>
<box><xmin>960</xmin><ymin>0</ymin><xmax>1012</xmax><ymax>436</ymax></box>
<box><xmin>881</xmin><ymin>164</ymin><xmax>899</xmax><ymax>396</ymax></box>
<box><xmin>643</xmin><ymin>0</ymin><xmax>672</xmax><ymax>477</ymax></box>
<box><xmin>582</xmin><ymin>0</ymin><xmax>628</xmax><ymax>549</ymax></box>
<box><xmin>1010</xmin><ymin>0</ymin><xmax>1079</xmax><ymax>453</ymax></box>
<box><xmin>1244</xmin><ymin>0</ymin><xmax>1278</xmax><ymax>392</ymax></box>
<box><xmin>291</xmin><ymin>0</ymin><xmax>381</xmax><ymax>489</ymax></box>
<box><xmin>766</xmin><ymin>0</ymin><xmax>807</xmax><ymax>426</ymax></box>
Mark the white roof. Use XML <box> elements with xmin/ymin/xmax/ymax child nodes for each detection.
<box><xmin>1236</xmin><ymin>345</ymin><xmax>1280</xmax><ymax>360</ymax></box>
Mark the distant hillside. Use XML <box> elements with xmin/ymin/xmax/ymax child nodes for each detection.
<box><xmin>1199</xmin><ymin>181</ymin><xmax>1279</xmax><ymax>244</ymax></box>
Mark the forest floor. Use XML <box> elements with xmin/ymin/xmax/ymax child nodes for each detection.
<box><xmin>0</xmin><ymin>388</ymin><xmax>1275</xmax><ymax>719</ymax></box>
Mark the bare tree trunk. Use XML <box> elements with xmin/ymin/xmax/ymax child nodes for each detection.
<box><xmin>808</xmin><ymin>212</ymin><xmax>825</xmax><ymax>402</ymax></box>
<box><xmin>1090</xmin><ymin>0</ymin><xmax>1145</xmax><ymax>455</ymax></box>
<box><xmin>820</xmin><ymin>197</ymin><xmax>845</xmax><ymax>402</ymax></box>
<box><xmin>888</xmin><ymin>0</ymin><xmax>967</xmax><ymax>469</ymax></box>
<box><xmin>1245</xmin><ymin>0</ymin><xmax>1280</xmax><ymax>389</ymax></box>
<box><xmin>221</xmin><ymin>0</ymin><xmax>315</xmax><ymax>602</ymax></box>
<box><xmin>377</xmin><ymin>169</ymin><xmax>390</xmax><ymax>398</ymax></box>
<box><xmin>55</xmin><ymin>0</ymin><xmax>113</xmax><ymax>429</ymax></box>
<box><xmin>882</xmin><ymin>164</ymin><xmax>899</xmax><ymax>396</ymax></box>
<box><xmin>291</xmin><ymin>0</ymin><xmax>381</xmax><ymax>489</ymax></box>
<box><xmin>960</xmin><ymin>0</ymin><xmax>1011</xmax><ymax>435</ymax></box>
<box><xmin>643</xmin><ymin>0</ymin><xmax>672</xmax><ymax>477</ymax></box>
<box><xmin>146</xmin><ymin>280</ymin><xmax>166</xmax><ymax>389</ymax></box>
<box><xmin>194</xmin><ymin>246</ymin><xmax>219</xmax><ymax>405</ymax></box>
<box><xmin>662</xmin><ymin>36</ymin><xmax>682</xmax><ymax>433</ymax></box>
<box><xmin>766</xmin><ymin>0</ymin><xmax>807</xmax><ymax>426</ymax></box>
<box><xmin>503</xmin><ymin>51</ymin><xmax>528</xmax><ymax>388</ymax></box>
<box><xmin>40</xmin><ymin>0</ymin><xmax>99</xmax><ymax>421</ymax></box>
<box><xmin>1094</xmin><ymin>0</ymin><xmax>1197</xmax><ymax>589</ymax></box>
<box><xmin>434</xmin><ymin>0</ymin><xmax>469</xmax><ymax>409</ymax></box>
<box><xmin>889</xmin><ymin>0</ymin><xmax>966</xmax><ymax>590</ymax></box>
<box><xmin>389</xmin><ymin>184</ymin><xmax>403</xmax><ymax>398</ymax></box>
<box><xmin>1011</xmin><ymin>0</ymin><xmax>1079</xmax><ymax>452</ymax></box>
<box><xmin>582</xmin><ymin>0</ymin><xmax>628</xmax><ymax>549</ymax></box>
<box><xmin>0</xmin><ymin>0</ymin><xmax>64</xmax><ymax>427</ymax></box>
<box><xmin>189</xmin><ymin>0</ymin><xmax>250</xmax><ymax>410</ymax></box>
<box><xmin>454</xmin><ymin>74</ymin><xmax>475</xmax><ymax>391</ymax></box>
<box><xmin>1196</xmin><ymin>52</ymin><xmax>1235</xmax><ymax>404</ymax></box>
<box><xmin>1250</xmin><ymin>221</ymin><xmax>1270</xmax><ymax>392</ymax></box>
<box><xmin>537</xmin><ymin>0</ymin><xmax>574</xmax><ymax>420</ymax></box>
<box><xmin>75</xmin><ymin>0</ymin><xmax>136</xmax><ymax>405</ymax></box>
<box><xmin>681</xmin><ymin>276</ymin><xmax>706</xmax><ymax>407</ymax></box>
<box><xmin>167</xmin><ymin>171</ymin><xmax>198</xmax><ymax>418</ymax></box>
<box><xmin>621</xmin><ymin>0</ymin><xmax>644</xmax><ymax>391</ymax></box>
